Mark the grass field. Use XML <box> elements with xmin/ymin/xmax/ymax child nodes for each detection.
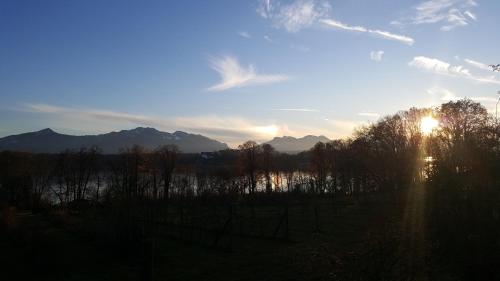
<box><xmin>1</xmin><ymin>189</ymin><xmax>436</xmax><ymax>281</ymax></box>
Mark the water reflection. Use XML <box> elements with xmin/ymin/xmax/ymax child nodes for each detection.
<box><xmin>424</xmin><ymin>156</ymin><xmax>434</xmax><ymax>163</ymax></box>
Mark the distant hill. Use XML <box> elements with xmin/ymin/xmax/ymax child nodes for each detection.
<box><xmin>265</xmin><ymin>135</ymin><xmax>330</xmax><ymax>153</ymax></box>
<box><xmin>0</xmin><ymin>127</ymin><xmax>229</xmax><ymax>154</ymax></box>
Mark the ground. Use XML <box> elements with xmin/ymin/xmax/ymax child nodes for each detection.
<box><xmin>1</xmin><ymin>189</ymin><xmax>432</xmax><ymax>281</ymax></box>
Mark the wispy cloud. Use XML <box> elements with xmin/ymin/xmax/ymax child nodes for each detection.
<box><xmin>358</xmin><ymin>112</ymin><xmax>380</xmax><ymax>118</ymax></box>
<box><xmin>369</xmin><ymin>30</ymin><xmax>415</xmax><ymax>45</ymax></box>
<box><xmin>427</xmin><ymin>86</ymin><xmax>461</xmax><ymax>103</ymax></box>
<box><xmin>320</xmin><ymin>19</ymin><xmax>367</xmax><ymax>32</ymax></box>
<box><xmin>409</xmin><ymin>56</ymin><xmax>471</xmax><ymax>76</ymax></box>
<box><xmin>256</xmin><ymin>1</ymin><xmax>414</xmax><ymax>45</ymax></box>
<box><xmin>21</xmin><ymin>103</ymin><xmax>294</xmax><ymax>147</ymax></box>
<box><xmin>320</xmin><ymin>19</ymin><xmax>415</xmax><ymax>45</ymax></box>
<box><xmin>409</xmin><ymin>56</ymin><xmax>500</xmax><ymax>85</ymax></box>
<box><xmin>279</xmin><ymin>118</ymin><xmax>368</xmax><ymax>140</ymax></box>
<box><xmin>272</xmin><ymin>108</ymin><xmax>318</xmax><ymax>112</ymax></box>
<box><xmin>263</xmin><ymin>35</ymin><xmax>273</xmax><ymax>43</ymax></box>
<box><xmin>257</xmin><ymin>0</ymin><xmax>331</xmax><ymax>32</ymax></box>
<box><xmin>238</xmin><ymin>31</ymin><xmax>252</xmax><ymax>39</ymax></box>
<box><xmin>20</xmin><ymin>103</ymin><xmax>372</xmax><ymax>145</ymax></box>
<box><xmin>427</xmin><ymin>86</ymin><xmax>500</xmax><ymax>112</ymax></box>
<box><xmin>464</xmin><ymin>10</ymin><xmax>476</xmax><ymax>20</ymax></box>
<box><xmin>370</xmin><ymin>50</ymin><xmax>384</xmax><ymax>62</ymax></box>
<box><xmin>324</xmin><ymin>119</ymin><xmax>366</xmax><ymax>137</ymax></box>
<box><xmin>463</xmin><ymin>58</ymin><xmax>491</xmax><ymax>71</ymax></box>
<box><xmin>206</xmin><ymin>56</ymin><xmax>289</xmax><ymax>92</ymax></box>
<box><xmin>394</xmin><ymin>0</ymin><xmax>478</xmax><ymax>31</ymax></box>
<box><xmin>23</xmin><ymin>103</ymin><xmax>158</xmax><ymax>125</ymax></box>
<box><xmin>171</xmin><ymin>116</ymin><xmax>290</xmax><ymax>144</ymax></box>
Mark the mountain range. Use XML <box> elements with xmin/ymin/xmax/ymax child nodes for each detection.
<box><xmin>264</xmin><ymin>135</ymin><xmax>330</xmax><ymax>153</ymax></box>
<box><xmin>0</xmin><ymin>127</ymin><xmax>228</xmax><ymax>154</ymax></box>
<box><xmin>0</xmin><ymin>128</ymin><xmax>331</xmax><ymax>154</ymax></box>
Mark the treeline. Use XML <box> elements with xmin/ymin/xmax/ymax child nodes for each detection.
<box><xmin>1</xmin><ymin>99</ymin><xmax>500</xmax><ymax>279</ymax></box>
<box><xmin>0</xmin><ymin>99</ymin><xmax>499</xmax><ymax>209</ymax></box>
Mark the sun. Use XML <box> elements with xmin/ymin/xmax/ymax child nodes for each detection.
<box><xmin>420</xmin><ymin>116</ymin><xmax>439</xmax><ymax>135</ymax></box>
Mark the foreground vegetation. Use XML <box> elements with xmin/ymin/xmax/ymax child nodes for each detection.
<box><xmin>1</xmin><ymin>99</ymin><xmax>500</xmax><ymax>280</ymax></box>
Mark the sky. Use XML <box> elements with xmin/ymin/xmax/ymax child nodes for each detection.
<box><xmin>1</xmin><ymin>0</ymin><xmax>500</xmax><ymax>147</ymax></box>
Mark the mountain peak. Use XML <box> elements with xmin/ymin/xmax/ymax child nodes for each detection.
<box><xmin>37</xmin><ymin>128</ymin><xmax>56</xmax><ymax>134</ymax></box>
<box><xmin>265</xmin><ymin>134</ymin><xmax>331</xmax><ymax>153</ymax></box>
<box><xmin>303</xmin><ymin>134</ymin><xmax>329</xmax><ymax>140</ymax></box>
<box><xmin>131</xmin><ymin>127</ymin><xmax>158</xmax><ymax>132</ymax></box>
<box><xmin>0</xmin><ymin>127</ymin><xmax>229</xmax><ymax>154</ymax></box>
<box><xmin>173</xmin><ymin>131</ymin><xmax>188</xmax><ymax>136</ymax></box>
<box><xmin>118</xmin><ymin>127</ymin><xmax>160</xmax><ymax>135</ymax></box>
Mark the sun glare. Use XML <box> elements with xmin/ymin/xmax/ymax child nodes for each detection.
<box><xmin>420</xmin><ymin>116</ymin><xmax>438</xmax><ymax>135</ymax></box>
<box><xmin>253</xmin><ymin>125</ymin><xmax>279</xmax><ymax>137</ymax></box>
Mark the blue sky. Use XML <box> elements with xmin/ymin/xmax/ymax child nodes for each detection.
<box><xmin>1</xmin><ymin>0</ymin><xmax>499</xmax><ymax>146</ymax></box>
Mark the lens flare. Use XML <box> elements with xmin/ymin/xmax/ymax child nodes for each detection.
<box><xmin>420</xmin><ymin>116</ymin><xmax>438</xmax><ymax>135</ymax></box>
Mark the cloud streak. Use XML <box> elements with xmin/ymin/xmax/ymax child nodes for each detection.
<box><xmin>358</xmin><ymin>112</ymin><xmax>380</xmax><ymax>118</ymax></box>
<box><xmin>272</xmin><ymin>108</ymin><xmax>318</xmax><ymax>112</ymax></box>
<box><xmin>238</xmin><ymin>31</ymin><xmax>252</xmax><ymax>38</ymax></box>
<box><xmin>206</xmin><ymin>56</ymin><xmax>289</xmax><ymax>92</ymax></box>
<box><xmin>20</xmin><ymin>103</ymin><xmax>372</xmax><ymax>145</ymax></box>
<box><xmin>463</xmin><ymin>58</ymin><xmax>492</xmax><ymax>71</ymax></box>
<box><xmin>409</xmin><ymin>56</ymin><xmax>500</xmax><ymax>85</ymax></box>
<box><xmin>320</xmin><ymin>19</ymin><xmax>415</xmax><ymax>45</ymax></box>
<box><xmin>23</xmin><ymin>103</ymin><xmax>159</xmax><ymax>126</ymax></box>
<box><xmin>324</xmin><ymin>119</ymin><xmax>366</xmax><ymax>137</ymax></box>
<box><xmin>257</xmin><ymin>0</ymin><xmax>415</xmax><ymax>45</ymax></box>
<box><xmin>21</xmin><ymin>103</ymin><xmax>295</xmax><ymax>147</ymax></box>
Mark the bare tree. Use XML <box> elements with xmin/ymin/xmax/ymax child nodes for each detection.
<box><xmin>261</xmin><ymin>143</ymin><xmax>275</xmax><ymax>193</ymax></box>
<box><xmin>310</xmin><ymin>142</ymin><xmax>328</xmax><ymax>193</ymax></box>
<box><xmin>238</xmin><ymin>141</ymin><xmax>261</xmax><ymax>194</ymax></box>
<box><xmin>154</xmin><ymin>144</ymin><xmax>178</xmax><ymax>200</ymax></box>
<box><xmin>29</xmin><ymin>153</ymin><xmax>54</xmax><ymax>210</ymax></box>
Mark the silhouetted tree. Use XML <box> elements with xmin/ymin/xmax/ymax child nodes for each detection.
<box><xmin>238</xmin><ymin>141</ymin><xmax>261</xmax><ymax>194</ymax></box>
<box><xmin>261</xmin><ymin>143</ymin><xmax>275</xmax><ymax>193</ymax></box>
<box><xmin>310</xmin><ymin>142</ymin><xmax>328</xmax><ymax>193</ymax></box>
<box><xmin>154</xmin><ymin>144</ymin><xmax>178</xmax><ymax>200</ymax></box>
<box><xmin>29</xmin><ymin>153</ymin><xmax>54</xmax><ymax>210</ymax></box>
